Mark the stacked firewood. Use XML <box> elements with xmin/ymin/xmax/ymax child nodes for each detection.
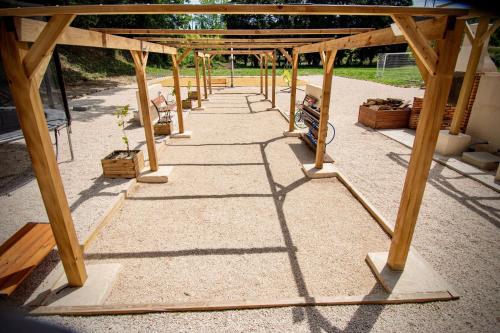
<box><xmin>362</xmin><ymin>98</ymin><xmax>411</xmax><ymax>111</ymax></box>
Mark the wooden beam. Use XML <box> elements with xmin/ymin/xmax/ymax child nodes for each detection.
<box><xmin>204</xmin><ymin>50</ymin><xmax>272</xmax><ymax>55</ymax></box>
<box><xmin>272</xmin><ymin>50</ymin><xmax>276</xmax><ymax>108</ymax></box>
<box><xmin>288</xmin><ymin>51</ymin><xmax>299</xmax><ymax>132</ymax></box>
<box><xmin>130</xmin><ymin>50</ymin><xmax>158</xmax><ymax>171</ymax></box>
<box><xmin>177</xmin><ymin>48</ymin><xmax>192</xmax><ymax>64</ymax></box>
<box><xmin>16</xmin><ymin>18</ymin><xmax>176</xmax><ymax>55</ymax></box>
<box><xmin>207</xmin><ymin>56</ymin><xmax>212</xmax><ymax>95</ymax></box>
<box><xmin>163</xmin><ymin>43</ymin><xmax>306</xmax><ymax>49</ymax></box>
<box><xmin>201</xmin><ymin>56</ymin><xmax>208</xmax><ymax>100</ymax></box>
<box><xmin>410</xmin><ymin>46</ymin><xmax>429</xmax><ymax>84</ymax></box>
<box><xmin>0</xmin><ymin>23</ymin><xmax>86</xmax><ymax>287</ymax></box>
<box><xmin>278</xmin><ymin>48</ymin><xmax>292</xmax><ymax>64</ymax></box>
<box><xmin>0</xmin><ymin>4</ymin><xmax>469</xmax><ymax>17</ymax></box>
<box><xmin>295</xmin><ymin>17</ymin><xmax>448</xmax><ymax>54</ymax></box>
<box><xmin>171</xmin><ymin>54</ymin><xmax>184</xmax><ymax>134</ymax></box>
<box><xmin>387</xmin><ymin>18</ymin><xmax>465</xmax><ymax>270</ymax></box>
<box><xmin>464</xmin><ymin>23</ymin><xmax>474</xmax><ymax>43</ymax></box>
<box><xmin>138</xmin><ymin>37</ymin><xmax>336</xmax><ymax>43</ymax></box>
<box><xmin>23</xmin><ymin>15</ymin><xmax>75</xmax><ymax>83</ymax></box>
<box><xmin>449</xmin><ymin>16</ymin><xmax>490</xmax><ymax>135</ymax></box>
<box><xmin>391</xmin><ymin>15</ymin><xmax>438</xmax><ymax>75</ymax></box>
<box><xmin>194</xmin><ymin>52</ymin><xmax>202</xmax><ymax>108</ymax></box>
<box><xmin>98</xmin><ymin>28</ymin><xmax>375</xmax><ymax>35</ymax></box>
<box><xmin>479</xmin><ymin>19</ymin><xmax>499</xmax><ymax>44</ymax></box>
<box><xmin>315</xmin><ymin>50</ymin><xmax>337</xmax><ymax>169</ymax></box>
<box><xmin>260</xmin><ymin>55</ymin><xmax>264</xmax><ymax>95</ymax></box>
<box><xmin>264</xmin><ymin>55</ymin><xmax>269</xmax><ymax>100</ymax></box>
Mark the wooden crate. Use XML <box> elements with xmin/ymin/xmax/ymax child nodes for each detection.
<box><xmin>101</xmin><ymin>150</ymin><xmax>144</xmax><ymax>179</ymax></box>
<box><xmin>182</xmin><ymin>99</ymin><xmax>192</xmax><ymax>109</ymax></box>
<box><xmin>358</xmin><ymin>105</ymin><xmax>410</xmax><ymax>129</ymax></box>
<box><xmin>188</xmin><ymin>91</ymin><xmax>198</xmax><ymax>100</ymax></box>
<box><xmin>154</xmin><ymin>122</ymin><xmax>172</xmax><ymax>136</ymax></box>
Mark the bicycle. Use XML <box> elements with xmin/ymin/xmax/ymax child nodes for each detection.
<box><xmin>294</xmin><ymin>101</ymin><xmax>336</xmax><ymax>145</ymax></box>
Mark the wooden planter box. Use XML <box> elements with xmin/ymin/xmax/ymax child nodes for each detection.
<box><xmin>182</xmin><ymin>99</ymin><xmax>192</xmax><ymax>109</ymax></box>
<box><xmin>358</xmin><ymin>105</ymin><xmax>410</xmax><ymax>129</ymax></box>
<box><xmin>188</xmin><ymin>91</ymin><xmax>198</xmax><ymax>100</ymax></box>
<box><xmin>101</xmin><ymin>150</ymin><xmax>144</xmax><ymax>179</ymax></box>
<box><xmin>154</xmin><ymin>122</ymin><xmax>172</xmax><ymax>136</ymax></box>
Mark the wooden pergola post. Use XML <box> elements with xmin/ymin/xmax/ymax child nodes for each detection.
<box><xmin>271</xmin><ymin>50</ymin><xmax>276</xmax><ymax>108</ymax></box>
<box><xmin>449</xmin><ymin>17</ymin><xmax>489</xmax><ymax>135</ymax></box>
<box><xmin>0</xmin><ymin>19</ymin><xmax>87</xmax><ymax>287</ymax></box>
<box><xmin>387</xmin><ymin>17</ymin><xmax>465</xmax><ymax>270</ymax></box>
<box><xmin>207</xmin><ymin>55</ymin><xmax>212</xmax><ymax>95</ymax></box>
<box><xmin>314</xmin><ymin>50</ymin><xmax>337</xmax><ymax>169</ymax></box>
<box><xmin>194</xmin><ymin>51</ymin><xmax>202</xmax><ymax>108</ymax></box>
<box><xmin>288</xmin><ymin>51</ymin><xmax>299</xmax><ymax>132</ymax></box>
<box><xmin>201</xmin><ymin>55</ymin><xmax>208</xmax><ymax>100</ymax></box>
<box><xmin>171</xmin><ymin>53</ymin><xmax>184</xmax><ymax>134</ymax></box>
<box><xmin>259</xmin><ymin>55</ymin><xmax>263</xmax><ymax>94</ymax></box>
<box><xmin>131</xmin><ymin>50</ymin><xmax>158</xmax><ymax>171</ymax></box>
<box><xmin>264</xmin><ymin>54</ymin><xmax>269</xmax><ymax>100</ymax></box>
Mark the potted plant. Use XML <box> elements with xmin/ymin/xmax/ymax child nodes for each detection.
<box><xmin>101</xmin><ymin>105</ymin><xmax>144</xmax><ymax>178</ymax></box>
<box><xmin>153</xmin><ymin>92</ymin><xmax>174</xmax><ymax>136</ymax></box>
<box><xmin>187</xmin><ymin>80</ymin><xmax>198</xmax><ymax>100</ymax></box>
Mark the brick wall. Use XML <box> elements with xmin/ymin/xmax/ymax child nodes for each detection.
<box><xmin>409</xmin><ymin>74</ymin><xmax>481</xmax><ymax>132</ymax></box>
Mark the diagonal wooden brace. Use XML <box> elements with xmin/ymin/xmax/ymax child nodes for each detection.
<box><xmin>391</xmin><ymin>15</ymin><xmax>438</xmax><ymax>75</ymax></box>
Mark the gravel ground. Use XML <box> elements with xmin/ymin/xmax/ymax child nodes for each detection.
<box><xmin>2</xmin><ymin>76</ymin><xmax>499</xmax><ymax>332</ymax></box>
<box><xmin>0</xmin><ymin>81</ymin><xmax>182</xmax><ymax>244</ymax></box>
<box><xmin>84</xmin><ymin>89</ymin><xmax>388</xmax><ymax>304</ymax></box>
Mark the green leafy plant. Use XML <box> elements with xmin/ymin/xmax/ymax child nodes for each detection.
<box><xmin>187</xmin><ymin>80</ymin><xmax>192</xmax><ymax>93</ymax></box>
<box><xmin>114</xmin><ymin>104</ymin><xmax>130</xmax><ymax>155</ymax></box>
<box><xmin>282</xmin><ymin>69</ymin><xmax>292</xmax><ymax>87</ymax></box>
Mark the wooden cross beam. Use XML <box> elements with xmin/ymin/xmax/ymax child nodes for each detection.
<box><xmin>203</xmin><ymin>50</ymin><xmax>272</xmax><ymax>55</ymax></box>
<box><xmin>163</xmin><ymin>43</ymin><xmax>306</xmax><ymax>49</ymax></box>
<box><xmin>278</xmin><ymin>48</ymin><xmax>293</xmax><ymax>64</ymax></box>
<box><xmin>96</xmin><ymin>28</ymin><xmax>375</xmax><ymax>35</ymax></box>
<box><xmin>0</xmin><ymin>4</ymin><xmax>470</xmax><ymax>17</ymax></box>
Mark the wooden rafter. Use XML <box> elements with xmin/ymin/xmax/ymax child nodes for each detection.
<box><xmin>99</xmin><ymin>28</ymin><xmax>375</xmax><ymax>36</ymax></box>
<box><xmin>0</xmin><ymin>4</ymin><xmax>469</xmax><ymax>17</ymax></box>
<box><xmin>479</xmin><ymin>19</ymin><xmax>499</xmax><ymax>44</ymax></box>
<box><xmin>177</xmin><ymin>48</ymin><xmax>192</xmax><ymax>63</ymax></box>
<box><xmin>278</xmin><ymin>48</ymin><xmax>293</xmax><ymax>64</ymax></box>
<box><xmin>137</xmin><ymin>37</ymin><xmax>335</xmax><ymax>43</ymax></box>
<box><xmin>294</xmin><ymin>16</ymin><xmax>447</xmax><ymax>54</ymax></box>
<box><xmin>164</xmin><ymin>43</ymin><xmax>306</xmax><ymax>49</ymax></box>
<box><xmin>391</xmin><ymin>15</ymin><xmax>438</xmax><ymax>75</ymax></box>
<box><xmin>201</xmin><ymin>50</ymin><xmax>272</xmax><ymax>55</ymax></box>
<box><xmin>15</xmin><ymin>18</ymin><xmax>176</xmax><ymax>55</ymax></box>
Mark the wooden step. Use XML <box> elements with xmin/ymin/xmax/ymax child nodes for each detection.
<box><xmin>0</xmin><ymin>223</ymin><xmax>56</xmax><ymax>296</ymax></box>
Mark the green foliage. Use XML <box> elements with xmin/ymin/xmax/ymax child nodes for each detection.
<box><xmin>282</xmin><ymin>69</ymin><xmax>292</xmax><ymax>87</ymax></box>
<box><xmin>114</xmin><ymin>105</ymin><xmax>131</xmax><ymax>153</ymax></box>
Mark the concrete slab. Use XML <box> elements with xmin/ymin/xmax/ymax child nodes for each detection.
<box><xmin>137</xmin><ymin>165</ymin><xmax>173</xmax><ymax>183</ymax></box>
<box><xmin>302</xmin><ymin>163</ymin><xmax>339</xmax><ymax>179</ymax></box>
<box><xmin>435</xmin><ymin>130</ymin><xmax>471</xmax><ymax>156</ymax></box>
<box><xmin>266</xmin><ymin>107</ymin><xmax>280</xmax><ymax>111</ymax></box>
<box><xmin>42</xmin><ymin>264</ymin><xmax>121</xmax><ymax>307</ymax></box>
<box><xmin>283</xmin><ymin>130</ymin><xmax>303</xmax><ymax>137</ymax></box>
<box><xmin>170</xmin><ymin>130</ymin><xmax>192</xmax><ymax>139</ymax></box>
<box><xmin>192</xmin><ymin>107</ymin><xmax>205</xmax><ymax>111</ymax></box>
<box><xmin>366</xmin><ymin>251</ymin><xmax>457</xmax><ymax>297</ymax></box>
<box><xmin>462</xmin><ymin>152</ymin><xmax>500</xmax><ymax>170</ymax></box>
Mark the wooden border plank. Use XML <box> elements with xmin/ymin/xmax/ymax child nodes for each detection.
<box><xmin>101</xmin><ymin>28</ymin><xmax>375</xmax><ymax>35</ymax></box>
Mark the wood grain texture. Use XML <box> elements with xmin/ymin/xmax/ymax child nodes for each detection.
<box><xmin>194</xmin><ymin>52</ymin><xmax>202</xmax><ymax>108</ymax></box>
<box><xmin>97</xmin><ymin>28</ymin><xmax>374</xmax><ymax>35</ymax></box>
<box><xmin>0</xmin><ymin>24</ymin><xmax>86</xmax><ymax>286</ymax></box>
<box><xmin>15</xmin><ymin>18</ymin><xmax>176</xmax><ymax>55</ymax></box>
<box><xmin>171</xmin><ymin>54</ymin><xmax>184</xmax><ymax>134</ymax></box>
<box><xmin>315</xmin><ymin>50</ymin><xmax>337</xmax><ymax>169</ymax></box>
<box><xmin>388</xmin><ymin>18</ymin><xmax>465</xmax><ymax>270</ymax></box>
<box><xmin>131</xmin><ymin>51</ymin><xmax>158</xmax><ymax>171</ymax></box>
<box><xmin>271</xmin><ymin>51</ymin><xmax>276</xmax><ymax>108</ymax></box>
<box><xmin>288</xmin><ymin>51</ymin><xmax>299</xmax><ymax>132</ymax></box>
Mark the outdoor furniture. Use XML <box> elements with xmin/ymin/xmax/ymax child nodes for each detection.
<box><xmin>0</xmin><ymin>106</ymin><xmax>74</xmax><ymax>161</ymax></box>
<box><xmin>150</xmin><ymin>93</ymin><xmax>175</xmax><ymax>124</ymax></box>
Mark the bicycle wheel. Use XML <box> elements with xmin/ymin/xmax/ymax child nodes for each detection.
<box><xmin>326</xmin><ymin>122</ymin><xmax>336</xmax><ymax>145</ymax></box>
<box><xmin>294</xmin><ymin>111</ymin><xmax>308</xmax><ymax>129</ymax></box>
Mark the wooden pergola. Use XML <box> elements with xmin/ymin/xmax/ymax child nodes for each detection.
<box><xmin>0</xmin><ymin>4</ymin><xmax>493</xmax><ymax>310</ymax></box>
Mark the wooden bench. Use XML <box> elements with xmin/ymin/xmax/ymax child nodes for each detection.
<box><xmin>0</xmin><ymin>223</ymin><xmax>56</xmax><ymax>296</ymax></box>
<box><xmin>151</xmin><ymin>94</ymin><xmax>175</xmax><ymax>123</ymax></box>
<box><xmin>210</xmin><ymin>77</ymin><xmax>227</xmax><ymax>87</ymax></box>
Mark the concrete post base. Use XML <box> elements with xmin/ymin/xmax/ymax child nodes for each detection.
<box><xmin>302</xmin><ymin>163</ymin><xmax>339</xmax><ymax>179</ymax></box>
<box><xmin>192</xmin><ymin>107</ymin><xmax>205</xmax><ymax>111</ymax></box>
<box><xmin>283</xmin><ymin>130</ymin><xmax>302</xmax><ymax>137</ymax></box>
<box><xmin>170</xmin><ymin>130</ymin><xmax>192</xmax><ymax>139</ymax></box>
<box><xmin>435</xmin><ymin>130</ymin><xmax>471</xmax><ymax>156</ymax></box>
<box><xmin>138</xmin><ymin>166</ymin><xmax>173</xmax><ymax>183</ymax></box>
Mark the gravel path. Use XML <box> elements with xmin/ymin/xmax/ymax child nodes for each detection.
<box><xmin>3</xmin><ymin>76</ymin><xmax>499</xmax><ymax>332</ymax></box>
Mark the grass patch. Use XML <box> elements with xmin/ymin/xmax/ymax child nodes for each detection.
<box><xmin>148</xmin><ymin>65</ymin><xmax>423</xmax><ymax>88</ymax></box>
